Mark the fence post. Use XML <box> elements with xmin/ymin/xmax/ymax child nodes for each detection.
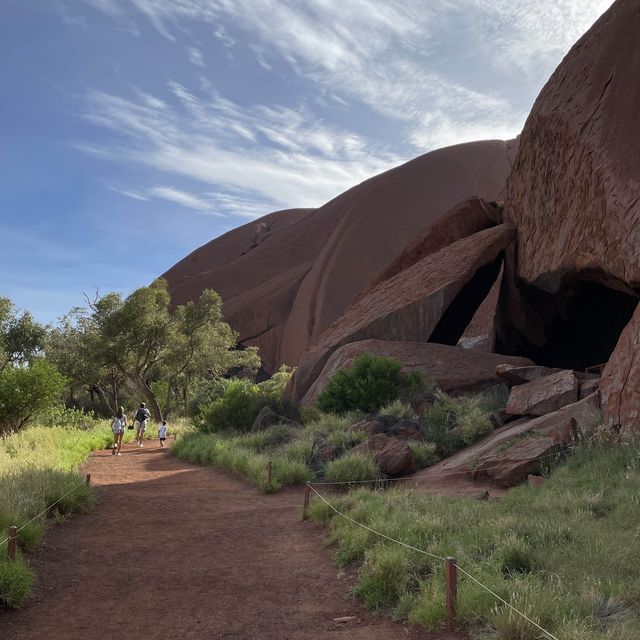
<box><xmin>302</xmin><ymin>482</ymin><xmax>311</xmax><ymax>520</ymax></box>
<box><xmin>267</xmin><ymin>461</ymin><xmax>272</xmax><ymax>487</ymax></box>
<box><xmin>7</xmin><ymin>526</ymin><xmax>17</xmax><ymax>562</ymax></box>
<box><xmin>86</xmin><ymin>473</ymin><xmax>91</xmax><ymax>486</ymax></box>
<box><xmin>445</xmin><ymin>557</ymin><xmax>457</xmax><ymax>631</ymax></box>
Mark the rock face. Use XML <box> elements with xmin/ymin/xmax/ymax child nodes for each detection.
<box><xmin>291</xmin><ymin>224</ymin><xmax>515</xmax><ymax>403</ymax></box>
<box><xmin>505</xmin><ymin>370</ymin><xmax>579</xmax><ymax>417</ymax></box>
<box><xmin>301</xmin><ymin>339</ymin><xmax>533</xmax><ymax>407</ymax></box>
<box><xmin>505</xmin><ymin>0</ymin><xmax>640</xmax><ymax>290</ymax></box>
<box><xmin>163</xmin><ymin>141</ymin><xmax>517</xmax><ymax>373</ymax></box>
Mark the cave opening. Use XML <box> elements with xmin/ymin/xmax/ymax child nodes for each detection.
<box><xmin>497</xmin><ymin>277</ymin><xmax>638</xmax><ymax>372</ymax></box>
<box><xmin>428</xmin><ymin>255</ymin><xmax>503</xmax><ymax>346</ymax></box>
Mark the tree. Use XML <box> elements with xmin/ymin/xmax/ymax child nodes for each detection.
<box><xmin>0</xmin><ymin>297</ymin><xmax>45</xmax><ymax>370</ymax></box>
<box><xmin>49</xmin><ymin>280</ymin><xmax>260</xmax><ymax>421</ymax></box>
<box><xmin>0</xmin><ymin>359</ymin><xmax>66</xmax><ymax>434</ymax></box>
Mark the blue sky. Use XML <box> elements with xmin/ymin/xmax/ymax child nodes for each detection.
<box><xmin>1</xmin><ymin>0</ymin><xmax>613</xmax><ymax>323</ymax></box>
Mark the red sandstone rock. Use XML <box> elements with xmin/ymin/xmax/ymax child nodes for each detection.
<box><xmin>496</xmin><ymin>365</ymin><xmax>565</xmax><ymax>386</ymax></box>
<box><xmin>601</xmin><ymin>304</ymin><xmax>640</xmax><ymax>431</ymax></box>
<box><xmin>505</xmin><ymin>0</ymin><xmax>640</xmax><ymax>290</ymax></box>
<box><xmin>164</xmin><ymin>141</ymin><xmax>516</xmax><ymax>373</ymax></box>
<box><xmin>506</xmin><ymin>370</ymin><xmax>578</xmax><ymax>416</ymax></box>
<box><xmin>300</xmin><ymin>339</ymin><xmax>533</xmax><ymax>407</ymax></box>
<box><xmin>352</xmin><ymin>433</ymin><xmax>416</xmax><ymax>477</ymax></box>
<box><xmin>291</xmin><ymin>224</ymin><xmax>515</xmax><ymax>403</ymax></box>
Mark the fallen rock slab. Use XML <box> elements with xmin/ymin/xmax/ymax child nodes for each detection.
<box><xmin>352</xmin><ymin>433</ymin><xmax>416</xmax><ymax>477</ymax></box>
<box><xmin>496</xmin><ymin>364</ymin><xmax>565</xmax><ymax>386</ymax></box>
<box><xmin>299</xmin><ymin>339</ymin><xmax>532</xmax><ymax>406</ymax></box>
<box><xmin>506</xmin><ymin>370</ymin><xmax>578</xmax><ymax>416</ymax></box>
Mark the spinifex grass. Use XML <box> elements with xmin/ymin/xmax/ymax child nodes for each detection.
<box><xmin>307</xmin><ymin>442</ymin><xmax>640</xmax><ymax>639</ymax></box>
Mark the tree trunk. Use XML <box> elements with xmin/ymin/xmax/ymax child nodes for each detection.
<box><xmin>94</xmin><ymin>384</ymin><xmax>115</xmax><ymax>415</ymax></box>
<box><xmin>133</xmin><ymin>377</ymin><xmax>163</xmax><ymax>422</ymax></box>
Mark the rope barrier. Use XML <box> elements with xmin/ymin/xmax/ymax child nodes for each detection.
<box><xmin>308</xmin><ymin>484</ymin><xmax>560</xmax><ymax>640</ymax></box>
<box><xmin>0</xmin><ymin>479</ymin><xmax>88</xmax><ymax>549</ymax></box>
<box><xmin>309</xmin><ymin>446</ymin><xmax>574</xmax><ymax>487</ymax></box>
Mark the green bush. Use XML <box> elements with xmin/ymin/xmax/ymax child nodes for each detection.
<box><xmin>325</xmin><ymin>453</ymin><xmax>379</xmax><ymax>483</ymax></box>
<box><xmin>199</xmin><ymin>379</ymin><xmax>261</xmax><ymax>433</ymax></box>
<box><xmin>317</xmin><ymin>354</ymin><xmax>408</xmax><ymax>414</ymax></box>
<box><xmin>407</xmin><ymin>441</ymin><xmax>439</xmax><ymax>469</ymax></box>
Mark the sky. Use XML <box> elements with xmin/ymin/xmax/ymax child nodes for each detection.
<box><xmin>0</xmin><ymin>0</ymin><xmax>614</xmax><ymax>323</ymax></box>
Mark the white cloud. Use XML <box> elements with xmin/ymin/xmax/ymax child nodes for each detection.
<box><xmin>108</xmin><ymin>186</ymin><xmax>150</xmax><ymax>201</ymax></box>
<box><xmin>81</xmin><ymin>84</ymin><xmax>403</xmax><ymax>213</ymax></box>
<box><xmin>186</xmin><ymin>46</ymin><xmax>205</xmax><ymax>67</ymax></box>
<box><xmin>149</xmin><ymin>185</ymin><xmax>217</xmax><ymax>212</ymax></box>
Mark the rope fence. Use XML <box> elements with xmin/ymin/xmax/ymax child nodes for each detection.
<box><xmin>1</xmin><ymin>474</ymin><xmax>91</xmax><ymax>561</ymax></box>
<box><xmin>307</xmin><ymin>483</ymin><xmax>560</xmax><ymax>640</ymax></box>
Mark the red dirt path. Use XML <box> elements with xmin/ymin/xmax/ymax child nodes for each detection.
<box><xmin>1</xmin><ymin>443</ymin><xmax>465</xmax><ymax>639</ymax></box>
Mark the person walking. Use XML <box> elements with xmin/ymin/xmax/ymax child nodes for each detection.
<box><xmin>111</xmin><ymin>407</ymin><xmax>127</xmax><ymax>455</ymax></box>
<box><xmin>158</xmin><ymin>420</ymin><xmax>168</xmax><ymax>447</ymax></box>
<box><xmin>134</xmin><ymin>402</ymin><xmax>151</xmax><ymax>447</ymax></box>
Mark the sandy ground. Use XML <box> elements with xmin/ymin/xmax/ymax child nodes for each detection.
<box><xmin>1</xmin><ymin>443</ymin><xmax>466</xmax><ymax>640</ymax></box>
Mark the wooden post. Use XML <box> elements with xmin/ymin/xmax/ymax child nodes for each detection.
<box><xmin>302</xmin><ymin>482</ymin><xmax>311</xmax><ymax>520</ymax></box>
<box><xmin>267</xmin><ymin>461</ymin><xmax>273</xmax><ymax>487</ymax></box>
<box><xmin>7</xmin><ymin>526</ymin><xmax>17</xmax><ymax>562</ymax></box>
<box><xmin>445</xmin><ymin>557</ymin><xmax>457</xmax><ymax>631</ymax></box>
<box><xmin>86</xmin><ymin>473</ymin><xmax>91</xmax><ymax>486</ymax></box>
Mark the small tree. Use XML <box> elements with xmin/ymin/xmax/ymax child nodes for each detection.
<box><xmin>0</xmin><ymin>359</ymin><xmax>66</xmax><ymax>434</ymax></box>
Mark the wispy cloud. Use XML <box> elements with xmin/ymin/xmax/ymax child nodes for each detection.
<box><xmin>186</xmin><ymin>46</ymin><xmax>205</xmax><ymax>67</ymax></box>
<box><xmin>81</xmin><ymin>83</ymin><xmax>403</xmax><ymax>215</ymax></box>
<box><xmin>149</xmin><ymin>185</ymin><xmax>217</xmax><ymax>212</ymax></box>
<box><xmin>108</xmin><ymin>186</ymin><xmax>149</xmax><ymax>201</ymax></box>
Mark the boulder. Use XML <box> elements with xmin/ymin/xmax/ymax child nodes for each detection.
<box><xmin>496</xmin><ymin>365</ymin><xmax>564</xmax><ymax>386</ymax></box>
<box><xmin>506</xmin><ymin>370</ymin><xmax>579</xmax><ymax>416</ymax></box>
<box><xmin>474</xmin><ymin>435</ymin><xmax>564</xmax><ymax>488</ymax></box>
<box><xmin>291</xmin><ymin>224</ymin><xmax>517</xmax><ymax>403</ymax></box>
<box><xmin>352</xmin><ymin>433</ymin><xmax>416</xmax><ymax>477</ymax></box>
<box><xmin>350</xmin><ymin>416</ymin><xmax>423</xmax><ymax>441</ymax></box>
<box><xmin>250</xmin><ymin>406</ymin><xmax>298</xmax><ymax>432</ymax></box>
<box><xmin>299</xmin><ymin>339</ymin><xmax>533</xmax><ymax>407</ymax></box>
<box><xmin>579</xmin><ymin>378</ymin><xmax>600</xmax><ymax>400</ymax></box>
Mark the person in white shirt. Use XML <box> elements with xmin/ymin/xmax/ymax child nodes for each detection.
<box><xmin>111</xmin><ymin>407</ymin><xmax>127</xmax><ymax>456</ymax></box>
<box><xmin>158</xmin><ymin>420</ymin><xmax>168</xmax><ymax>447</ymax></box>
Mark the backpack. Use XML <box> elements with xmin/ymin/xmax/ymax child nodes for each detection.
<box><xmin>112</xmin><ymin>417</ymin><xmax>122</xmax><ymax>431</ymax></box>
<box><xmin>135</xmin><ymin>408</ymin><xmax>148</xmax><ymax>422</ymax></box>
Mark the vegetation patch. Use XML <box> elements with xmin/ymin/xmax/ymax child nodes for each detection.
<box><xmin>307</xmin><ymin>441</ymin><xmax>640</xmax><ymax>639</ymax></box>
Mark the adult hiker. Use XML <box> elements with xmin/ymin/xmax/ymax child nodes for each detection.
<box><xmin>111</xmin><ymin>406</ymin><xmax>127</xmax><ymax>455</ymax></box>
<box><xmin>134</xmin><ymin>402</ymin><xmax>151</xmax><ymax>447</ymax></box>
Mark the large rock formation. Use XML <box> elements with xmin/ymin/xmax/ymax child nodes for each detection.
<box><xmin>301</xmin><ymin>339</ymin><xmax>533</xmax><ymax>407</ymax></box>
<box><xmin>163</xmin><ymin>141</ymin><xmax>517</xmax><ymax>373</ymax></box>
<box><xmin>291</xmin><ymin>224</ymin><xmax>515</xmax><ymax>403</ymax></box>
<box><xmin>498</xmin><ymin>0</ymin><xmax>640</xmax><ymax>429</ymax></box>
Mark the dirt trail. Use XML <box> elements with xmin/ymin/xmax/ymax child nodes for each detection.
<box><xmin>2</xmin><ymin>443</ymin><xmax>464</xmax><ymax>640</ymax></box>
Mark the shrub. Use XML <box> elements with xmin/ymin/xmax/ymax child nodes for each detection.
<box><xmin>199</xmin><ymin>379</ymin><xmax>260</xmax><ymax>433</ymax></box>
<box><xmin>325</xmin><ymin>453</ymin><xmax>379</xmax><ymax>483</ymax></box>
<box><xmin>378</xmin><ymin>400</ymin><xmax>418</xmax><ymax>421</ymax></box>
<box><xmin>0</xmin><ymin>555</ymin><xmax>35</xmax><ymax>607</ymax></box>
<box><xmin>317</xmin><ymin>354</ymin><xmax>407</xmax><ymax>414</ymax></box>
<box><xmin>408</xmin><ymin>441</ymin><xmax>439</xmax><ymax>469</ymax></box>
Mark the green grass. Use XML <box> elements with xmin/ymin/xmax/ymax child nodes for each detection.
<box><xmin>0</xmin><ymin>422</ymin><xmax>118</xmax><ymax>607</ymax></box>
<box><xmin>325</xmin><ymin>453</ymin><xmax>380</xmax><ymax>483</ymax></box>
<box><xmin>307</xmin><ymin>441</ymin><xmax>640</xmax><ymax>639</ymax></box>
<box><xmin>172</xmin><ymin>412</ymin><xmax>368</xmax><ymax>492</ymax></box>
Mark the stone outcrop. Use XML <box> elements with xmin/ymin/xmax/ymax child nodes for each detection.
<box><xmin>291</xmin><ymin>224</ymin><xmax>515</xmax><ymax>403</ymax></box>
<box><xmin>506</xmin><ymin>370</ymin><xmax>579</xmax><ymax>417</ymax></box>
<box><xmin>351</xmin><ymin>433</ymin><xmax>416</xmax><ymax>477</ymax></box>
<box><xmin>412</xmin><ymin>393</ymin><xmax>600</xmax><ymax>488</ymax></box>
<box><xmin>300</xmin><ymin>339</ymin><xmax>533</xmax><ymax>406</ymax></box>
<box><xmin>496</xmin><ymin>365</ymin><xmax>564</xmax><ymax>386</ymax></box>
<box><xmin>163</xmin><ymin>141</ymin><xmax>517</xmax><ymax>373</ymax></box>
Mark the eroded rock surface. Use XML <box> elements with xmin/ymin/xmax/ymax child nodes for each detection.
<box><xmin>292</xmin><ymin>224</ymin><xmax>515</xmax><ymax>403</ymax></box>
<box><xmin>352</xmin><ymin>433</ymin><xmax>416</xmax><ymax>477</ymax></box>
<box><xmin>506</xmin><ymin>370</ymin><xmax>579</xmax><ymax>417</ymax></box>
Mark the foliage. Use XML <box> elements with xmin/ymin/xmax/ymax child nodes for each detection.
<box><xmin>0</xmin><ymin>297</ymin><xmax>46</xmax><ymax>371</ymax></box>
<box><xmin>423</xmin><ymin>390</ymin><xmax>497</xmax><ymax>457</ymax></box>
<box><xmin>308</xmin><ymin>441</ymin><xmax>640</xmax><ymax>639</ymax></box>
<box><xmin>36</xmin><ymin>405</ymin><xmax>99</xmax><ymax>430</ymax></box>
<box><xmin>46</xmin><ymin>279</ymin><xmax>261</xmax><ymax>420</ymax></box>
<box><xmin>324</xmin><ymin>453</ymin><xmax>380</xmax><ymax>483</ymax></box>
<box><xmin>0</xmin><ymin>422</ymin><xmax>113</xmax><ymax>607</ymax></box>
<box><xmin>407</xmin><ymin>441</ymin><xmax>439</xmax><ymax>469</ymax></box>
<box><xmin>199</xmin><ymin>379</ymin><xmax>261</xmax><ymax>433</ymax></box>
<box><xmin>0</xmin><ymin>359</ymin><xmax>67</xmax><ymax>434</ymax></box>
<box><xmin>378</xmin><ymin>400</ymin><xmax>418</xmax><ymax>421</ymax></box>
<box><xmin>317</xmin><ymin>354</ymin><xmax>411</xmax><ymax>414</ymax></box>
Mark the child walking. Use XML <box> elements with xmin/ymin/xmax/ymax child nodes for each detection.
<box><xmin>158</xmin><ymin>420</ymin><xmax>168</xmax><ymax>447</ymax></box>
